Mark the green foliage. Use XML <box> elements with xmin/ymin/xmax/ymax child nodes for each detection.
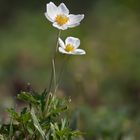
<box><xmin>80</xmin><ymin>105</ymin><xmax>137</xmax><ymax>140</ymax></box>
<box><xmin>0</xmin><ymin>91</ymin><xmax>81</xmax><ymax>140</ymax></box>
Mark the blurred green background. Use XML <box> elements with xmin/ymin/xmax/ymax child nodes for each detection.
<box><xmin>0</xmin><ymin>0</ymin><xmax>140</xmax><ymax>139</ymax></box>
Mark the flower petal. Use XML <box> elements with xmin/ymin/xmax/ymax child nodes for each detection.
<box><xmin>44</xmin><ymin>13</ymin><xmax>54</xmax><ymax>22</ymax></box>
<box><xmin>67</xmin><ymin>23</ymin><xmax>80</xmax><ymax>28</ymax></box>
<box><xmin>72</xmin><ymin>49</ymin><xmax>86</xmax><ymax>55</ymax></box>
<box><xmin>58</xmin><ymin>38</ymin><xmax>65</xmax><ymax>49</ymax></box>
<box><xmin>58</xmin><ymin>3</ymin><xmax>69</xmax><ymax>15</ymax></box>
<box><xmin>65</xmin><ymin>37</ymin><xmax>80</xmax><ymax>48</ymax></box>
<box><xmin>46</xmin><ymin>2</ymin><xmax>58</xmax><ymax>21</ymax></box>
<box><xmin>53</xmin><ymin>22</ymin><xmax>68</xmax><ymax>30</ymax></box>
<box><xmin>58</xmin><ymin>47</ymin><xmax>71</xmax><ymax>54</ymax></box>
<box><xmin>67</xmin><ymin>14</ymin><xmax>84</xmax><ymax>27</ymax></box>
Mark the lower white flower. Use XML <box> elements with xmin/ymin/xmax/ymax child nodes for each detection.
<box><xmin>58</xmin><ymin>37</ymin><xmax>86</xmax><ymax>55</ymax></box>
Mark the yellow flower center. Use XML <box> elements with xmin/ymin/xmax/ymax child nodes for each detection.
<box><xmin>65</xmin><ymin>44</ymin><xmax>75</xmax><ymax>52</ymax></box>
<box><xmin>55</xmin><ymin>14</ymin><xmax>69</xmax><ymax>26</ymax></box>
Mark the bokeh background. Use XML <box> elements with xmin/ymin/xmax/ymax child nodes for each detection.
<box><xmin>0</xmin><ymin>0</ymin><xmax>140</xmax><ymax>139</ymax></box>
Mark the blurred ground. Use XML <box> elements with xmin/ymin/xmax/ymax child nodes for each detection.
<box><xmin>0</xmin><ymin>0</ymin><xmax>140</xmax><ymax>139</ymax></box>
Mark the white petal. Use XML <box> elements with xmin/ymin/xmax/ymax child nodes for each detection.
<box><xmin>53</xmin><ymin>22</ymin><xmax>68</xmax><ymax>30</ymax></box>
<box><xmin>72</xmin><ymin>49</ymin><xmax>86</xmax><ymax>55</ymax></box>
<box><xmin>58</xmin><ymin>38</ymin><xmax>65</xmax><ymax>49</ymax></box>
<box><xmin>65</xmin><ymin>37</ymin><xmax>80</xmax><ymax>48</ymax></box>
<box><xmin>58</xmin><ymin>3</ymin><xmax>69</xmax><ymax>15</ymax></box>
<box><xmin>58</xmin><ymin>47</ymin><xmax>71</xmax><ymax>54</ymax></box>
<box><xmin>44</xmin><ymin>12</ymin><xmax>54</xmax><ymax>22</ymax></box>
<box><xmin>46</xmin><ymin>2</ymin><xmax>58</xmax><ymax>21</ymax></box>
<box><xmin>67</xmin><ymin>23</ymin><xmax>80</xmax><ymax>28</ymax></box>
<box><xmin>67</xmin><ymin>14</ymin><xmax>84</xmax><ymax>27</ymax></box>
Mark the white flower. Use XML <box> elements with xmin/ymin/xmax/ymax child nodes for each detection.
<box><xmin>58</xmin><ymin>37</ymin><xmax>86</xmax><ymax>55</ymax></box>
<box><xmin>45</xmin><ymin>2</ymin><xmax>84</xmax><ymax>30</ymax></box>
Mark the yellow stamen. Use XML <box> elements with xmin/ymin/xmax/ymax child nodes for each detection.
<box><xmin>65</xmin><ymin>44</ymin><xmax>75</xmax><ymax>52</ymax></box>
<box><xmin>55</xmin><ymin>14</ymin><xmax>69</xmax><ymax>26</ymax></box>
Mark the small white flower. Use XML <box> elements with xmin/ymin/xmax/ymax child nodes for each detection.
<box><xmin>45</xmin><ymin>2</ymin><xmax>84</xmax><ymax>30</ymax></box>
<box><xmin>58</xmin><ymin>37</ymin><xmax>86</xmax><ymax>55</ymax></box>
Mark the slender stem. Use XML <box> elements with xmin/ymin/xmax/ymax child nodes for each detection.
<box><xmin>45</xmin><ymin>30</ymin><xmax>61</xmax><ymax>117</ymax></box>
<box><xmin>48</xmin><ymin>60</ymin><xmax>53</xmax><ymax>93</ymax></box>
<box><xmin>48</xmin><ymin>30</ymin><xmax>61</xmax><ymax>93</ymax></box>
<box><xmin>52</xmin><ymin>30</ymin><xmax>61</xmax><ymax>93</ymax></box>
<box><xmin>54</xmin><ymin>55</ymin><xmax>70</xmax><ymax>94</ymax></box>
<box><xmin>55</xmin><ymin>30</ymin><xmax>61</xmax><ymax>53</ymax></box>
<box><xmin>52</xmin><ymin>59</ymin><xmax>56</xmax><ymax>92</ymax></box>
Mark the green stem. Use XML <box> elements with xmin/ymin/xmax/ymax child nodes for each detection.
<box><xmin>52</xmin><ymin>59</ymin><xmax>56</xmax><ymax>92</ymax></box>
<box><xmin>48</xmin><ymin>30</ymin><xmax>61</xmax><ymax>93</ymax></box>
<box><xmin>45</xmin><ymin>30</ymin><xmax>61</xmax><ymax>117</ymax></box>
<box><xmin>54</xmin><ymin>55</ymin><xmax>70</xmax><ymax>94</ymax></box>
<box><xmin>53</xmin><ymin>30</ymin><xmax>61</xmax><ymax>94</ymax></box>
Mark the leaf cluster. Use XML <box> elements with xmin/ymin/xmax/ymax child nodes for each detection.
<box><xmin>0</xmin><ymin>90</ymin><xmax>81</xmax><ymax>140</ymax></box>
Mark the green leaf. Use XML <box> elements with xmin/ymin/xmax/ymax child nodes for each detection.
<box><xmin>27</xmin><ymin>123</ymin><xmax>34</xmax><ymax>135</ymax></box>
<box><xmin>9</xmin><ymin>117</ymin><xmax>14</xmax><ymax>139</ymax></box>
<box><xmin>7</xmin><ymin>108</ymin><xmax>19</xmax><ymax>120</ymax></box>
<box><xmin>47</xmin><ymin>106</ymin><xmax>67</xmax><ymax>117</ymax></box>
<box><xmin>41</xmin><ymin>88</ymin><xmax>48</xmax><ymax>97</ymax></box>
<box><xmin>21</xmin><ymin>107</ymin><xmax>28</xmax><ymax>115</ymax></box>
<box><xmin>46</xmin><ymin>130</ymin><xmax>50</xmax><ymax>140</ymax></box>
<box><xmin>31</xmin><ymin>108</ymin><xmax>46</xmax><ymax>140</ymax></box>
<box><xmin>17</xmin><ymin>92</ymin><xmax>39</xmax><ymax>105</ymax></box>
<box><xmin>22</xmin><ymin>112</ymin><xmax>31</xmax><ymax>124</ymax></box>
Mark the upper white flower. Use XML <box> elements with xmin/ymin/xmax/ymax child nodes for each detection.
<box><xmin>58</xmin><ymin>37</ymin><xmax>86</xmax><ymax>55</ymax></box>
<box><xmin>45</xmin><ymin>2</ymin><xmax>84</xmax><ymax>30</ymax></box>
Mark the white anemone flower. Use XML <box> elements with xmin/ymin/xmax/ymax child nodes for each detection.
<box><xmin>45</xmin><ymin>2</ymin><xmax>84</xmax><ymax>30</ymax></box>
<box><xmin>58</xmin><ymin>37</ymin><xmax>86</xmax><ymax>55</ymax></box>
